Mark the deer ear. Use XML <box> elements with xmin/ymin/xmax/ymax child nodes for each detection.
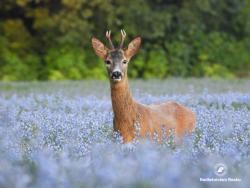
<box><xmin>125</xmin><ymin>37</ymin><xmax>141</xmax><ymax>59</ymax></box>
<box><xmin>91</xmin><ymin>37</ymin><xmax>108</xmax><ymax>60</ymax></box>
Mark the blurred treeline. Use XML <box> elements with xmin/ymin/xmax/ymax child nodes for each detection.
<box><xmin>0</xmin><ymin>0</ymin><xmax>250</xmax><ymax>80</ymax></box>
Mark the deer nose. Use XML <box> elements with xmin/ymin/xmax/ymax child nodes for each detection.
<box><xmin>111</xmin><ymin>71</ymin><xmax>122</xmax><ymax>79</ymax></box>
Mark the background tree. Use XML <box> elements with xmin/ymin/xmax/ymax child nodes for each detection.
<box><xmin>0</xmin><ymin>0</ymin><xmax>249</xmax><ymax>80</ymax></box>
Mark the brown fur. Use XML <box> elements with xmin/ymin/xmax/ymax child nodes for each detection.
<box><xmin>111</xmin><ymin>75</ymin><xmax>196</xmax><ymax>143</ymax></box>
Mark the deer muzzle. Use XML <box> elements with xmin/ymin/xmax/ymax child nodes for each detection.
<box><xmin>111</xmin><ymin>71</ymin><xmax>122</xmax><ymax>82</ymax></box>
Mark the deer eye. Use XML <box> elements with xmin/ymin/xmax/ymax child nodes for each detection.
<box><xmin>122</xmin><ymin>60</ymin><xmax>127</xmax><ymax>64</ymax></box>
<box><xmin>105</xmin><ymin>60</ymin><xmax>111</xmax><ymax>65</ymax></box>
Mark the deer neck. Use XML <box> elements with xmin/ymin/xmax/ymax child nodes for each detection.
<box><xmin>110</xmin><ymin>77</ymin><xmax>138</xmax><ymax>136</ymax></box>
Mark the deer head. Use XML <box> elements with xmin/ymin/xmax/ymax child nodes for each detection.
<box><xmin>92</xmin><ymin>30</ymin><xmax>141</xmax><ymax>83</ymax></box>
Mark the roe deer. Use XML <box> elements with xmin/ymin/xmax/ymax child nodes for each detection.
<box><xmin>91</xmin><ymin>30</ymin><xmax>196</xmax><ymax>143</ymax></box>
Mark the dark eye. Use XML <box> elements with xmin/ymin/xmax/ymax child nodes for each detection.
<box><xmin>123</xmin><ymin>60</ymin><xmax>127</xmax><ymax>64</ymax></box>
<box><xmin>105</xmin><ymin>60</ymin><xmax>111</xmax><ymax>65</ymax></box>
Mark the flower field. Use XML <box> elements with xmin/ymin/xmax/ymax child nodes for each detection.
<box><xmin>0</xmin><ymin>79</ymin><xmax>249</xmax><ymax>188</ymax></box>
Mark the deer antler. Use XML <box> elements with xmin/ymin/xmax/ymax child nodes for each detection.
<box><xmin>106</xmin><ymin>30</ymin><xmax>114</xmax><ymax>49</ymax></box>
<box><xmin>119</xmin><ymin>29</ymin><xmax>126</xmax><ymax>49</ymax></box>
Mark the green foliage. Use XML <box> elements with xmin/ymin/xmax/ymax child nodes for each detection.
<box><xmin>194</xmin><ymin>32</ymin><xmax>250</xmax><ymax>77</ymax></box>
<box><xmin>128</xmin><ymin>54</ymin><xmax>145</xmax><ymax>78</ymax></box>
<box><xmin>202</xmin><ymin>64</ymin><xmax>234</xmax><ymax>78</ymax></box>
<box><xmin>143</xmin><ymin>49</ymin><xmax>168</xmax><ymax>79</ymax></box>
<box><xmin>45</xmin><ymin>46</ymin><xmax>107</xmax><ymax>80</ymax></box>
<box><xmin>45</xmin><ymin>46</ymin><xmax>86</xmax><ymax>80</ymax></box>
<box><xmin>0</xmin><ymin>49</ymin><xmax>40</xmax><ymax>81</ymax></box>
<box><xmin>166</xmin><ymin>41</ymin><xmax>192</xmax><ymax>77</ymax></box>
<box><xmin>0</xmin><ymin>0</ymin><xmax>249</xmax><ymax>80</ymax></box>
